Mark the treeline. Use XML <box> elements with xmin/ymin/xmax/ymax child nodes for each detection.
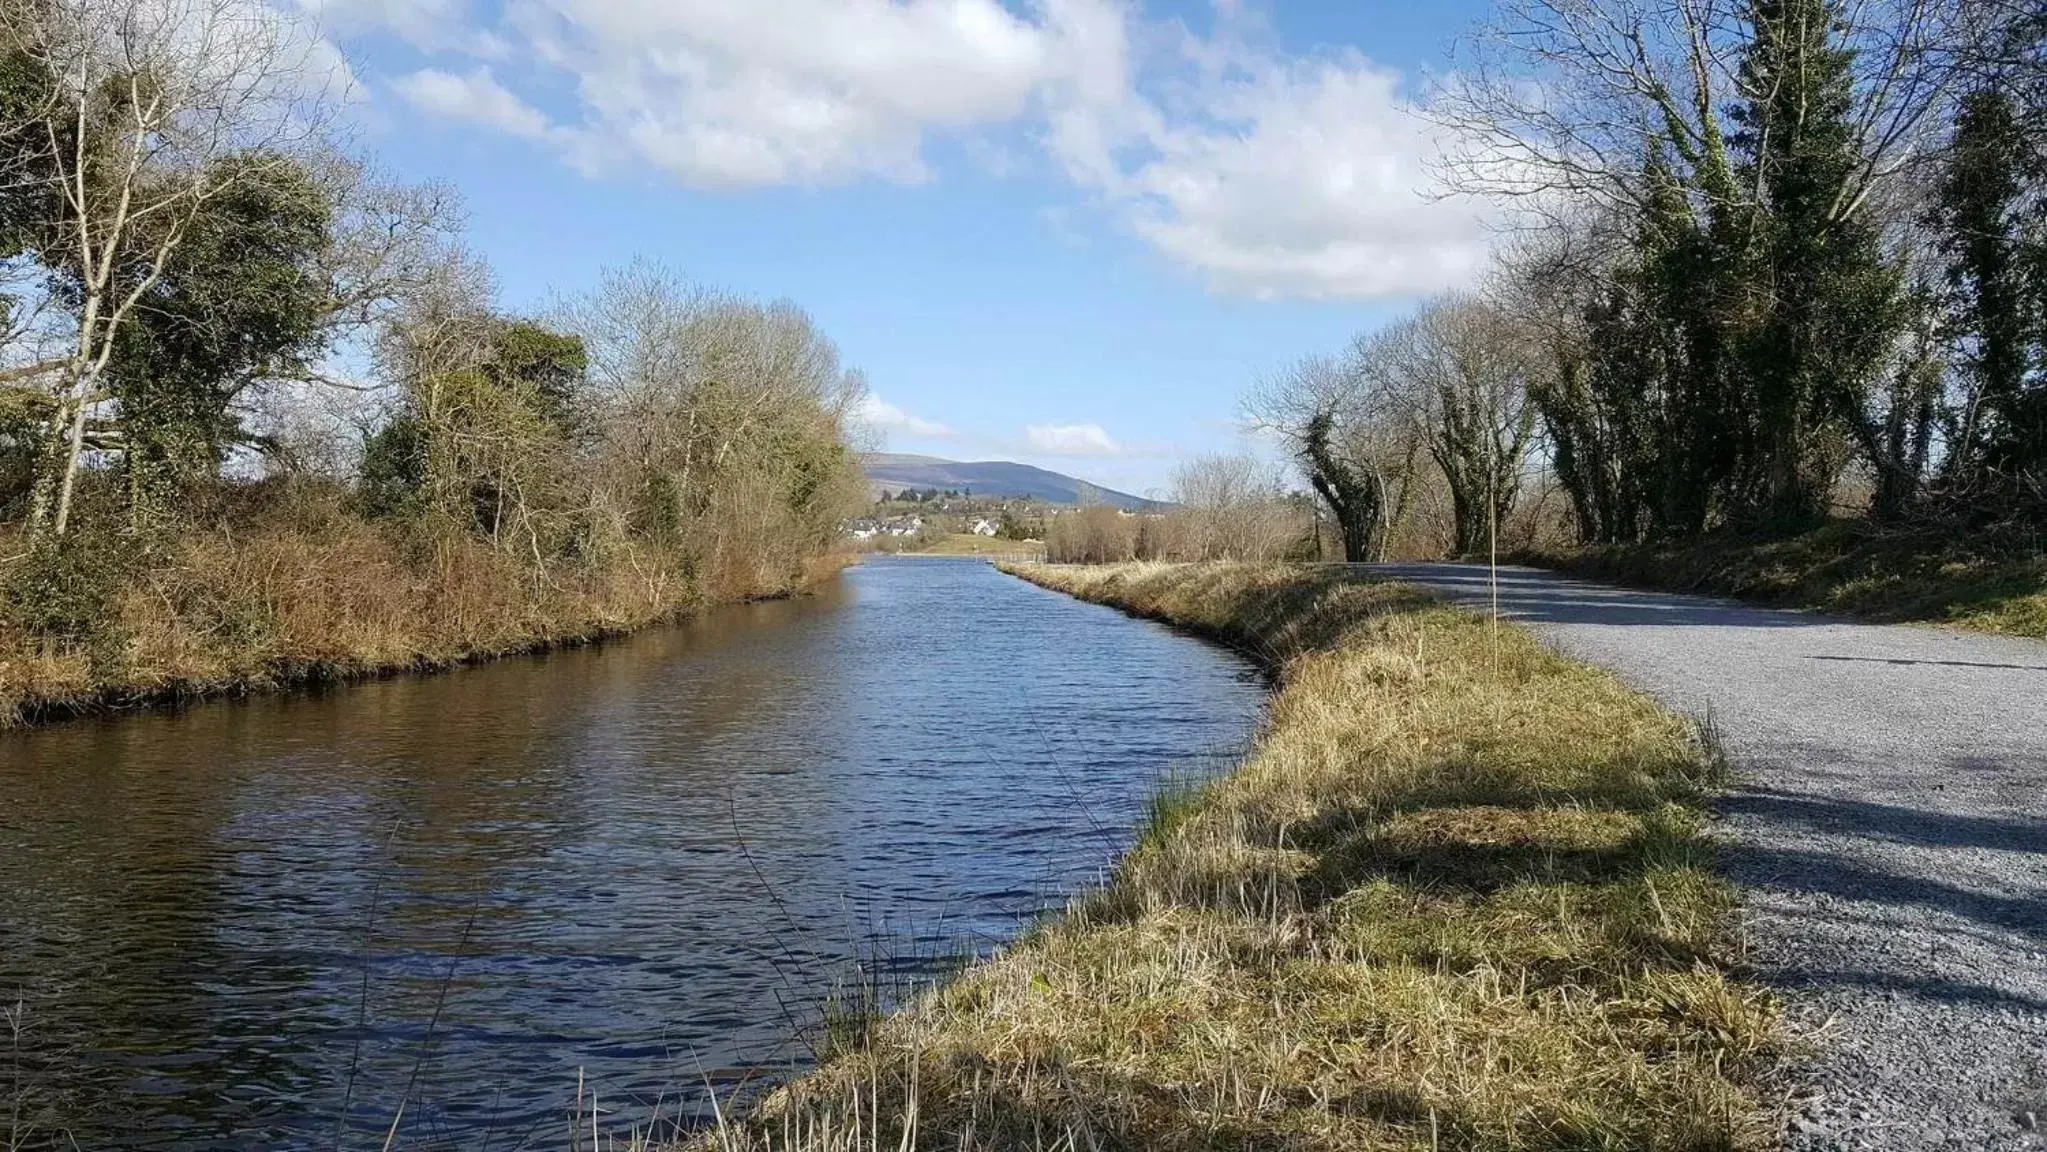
<box><xmin>879</xmin><ymin>488</ymin><xmax>972</xmax><ymax>503</ymax></box>
<box><xmin>0</xmin><ymin>0</ymin><xmax>862</xmax><ymax>711</ymax></box>
<box><xmin>1044</xmin><ymin>454</ymin><xmax>1317</xmax><ymax>563</ymax></box>
<box><xmin>1257</xmin><ymin>0</ymin><xmax>2046</xmax><ymax>560</ymax></box>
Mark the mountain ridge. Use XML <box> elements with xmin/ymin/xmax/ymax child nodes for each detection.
<box><xmin>860</xmin><ymin>453</ymin><xmax>1156</xmax><ymax>510</ymax></box>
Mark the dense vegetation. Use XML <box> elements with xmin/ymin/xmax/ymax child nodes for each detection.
<box><xmin>1536</xmin><ymin>519</ymin><xmax>2047</xmax><ymax>637</ymax></box>
<box><xmin>0</xmin><ymin>1</ymin><xmax>863</xmax><ymax>722</ymax></box>
<box><xmin>1473</xmin><ymin>0</ymin><xmax>2047</xmax><ymax>537</ymax></box>
<box><xmin>705</xmin><ymin>563</ymin><xmax>1774</xmax><ymax>1151</ymax></box>
<box><xmin>1248</xmin><ymin>0</ymin><xmax>2046</xmax><ymax>623</ymax></box>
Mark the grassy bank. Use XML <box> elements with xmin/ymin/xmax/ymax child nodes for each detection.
<box><xmin>1525</xmin><ymin>520</ymin><xmax>2047</xmax><ymax>639</ymax></box>
<box><xmin>0</xmin><ymin>486</ymin><xmax>847</xmax><ymax>728</ymax></box>
<box><xmin>705</xmin><ymin>561</ymin><xmax>1777</xmax><ymax>1151</ymax></box>
<box><xmin>897</xmin><ymin>532</ymin><xmax>1046</xmax><ymax>557</ymax></box>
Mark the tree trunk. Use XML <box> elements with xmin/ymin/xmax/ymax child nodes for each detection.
<box><xmin>52</xmin><ymin>388</ymin><xmax>91</xmax><ymax>537</ymax></box>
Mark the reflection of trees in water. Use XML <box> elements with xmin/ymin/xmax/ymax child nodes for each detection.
<box><xmin>0</xmin><ymin>711</ymin><xmax>299</xmax><ymax>1146</ymax></box>
<box><xmin>0</xmin><ymin>586</ymin><xmax>856</xmax><ymax>1145</ymax></box>
<box><xmin>0</xmin><ymin>563</ymin><xmax>1260</xmax><ymax>1147</ymax></box>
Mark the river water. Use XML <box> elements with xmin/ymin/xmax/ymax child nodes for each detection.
<box><xmin>0</xmin><ymin>558</ymin><xmax>1264</xmax><ymax>1149</ymax></box>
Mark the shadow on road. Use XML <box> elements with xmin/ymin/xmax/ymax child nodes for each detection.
<box><xmin>1809</xmin><ymin>654</ymin><xmax>2047</xmax><ymax>672</ymax></box>
<box><xmin>1729</xmin><ymin>838</ymin><xmax>2047</xmax><ymax>942</ymax></box>
<box><xmin>1725</xmin><ymin>786</ymin><xmax>2047</xmax><ymax>856</ymax></box>
<box><xmin>1787</xmin><ymin>963</ymin><xmax>2047</xmax><ymax>1014</ymax></box>
<box><xmin>1365</xmin><ymin>564</ymin><xmax>1832</xmax><ymax>630</ymax></box>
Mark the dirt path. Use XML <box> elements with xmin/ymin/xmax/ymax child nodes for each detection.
<box><xmin>1371</xmin><ymin>563</ymin><xmax>2047</xmax><ymax>1151</ymax></box>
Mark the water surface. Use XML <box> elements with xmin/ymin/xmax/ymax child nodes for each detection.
<box><xmin>0</xmin><ymin>558</ymin><xmax>1263</xmax><ymax>1149</ymax></box>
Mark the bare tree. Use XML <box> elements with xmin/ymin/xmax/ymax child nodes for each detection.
<box><xmin>561</xmin><ymin>262</ymin><xmax>860</xmax><ymax>510</ymax></box>
<box><xmin>1366</xmin><ymin>296</ymin><xmax>1540</xmax><ymax>557</ymax></box>
<box><xmin>0</xmin><ymin>0</ymin><xmax>345</xmax><ymax>537</ymax></box>
<box><xmin>1167</xmin><ymin>453</ymin><xmax>1301</xmax><ymax>561</ymax></box>
<box><xmin>1044</xmin><ymin>505</ymin><xmax>1139</xmax><ymax>564</ymax></box>
<box><xmin>1954</xmin><ymin>0</ymin><xmax>2047</xmax><ymax>127</ymax></box>
<box><xmin>552</xmin><ymin>261</ymin><xmax>866</xmax><ymax>588</ymax></box>
<box><xmin>233</xmin><ymin>159</ymin><xmax>468</xmax><ymax>479</ymax></box>
<box><xmin>1433</xmin><ymin>0</ymin><xmax>1963</xmax><ymax>223</ymax></box>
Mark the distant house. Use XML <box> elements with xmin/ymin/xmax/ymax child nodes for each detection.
<box><xmin>971</xmin><ymin>519</ymin><xmax>998</xmax><ymax>537</ymax></box>
<box><xmin>844</xmin><ymin>515</ymin><xmax>921</xmax><ymax>540</ymax></box>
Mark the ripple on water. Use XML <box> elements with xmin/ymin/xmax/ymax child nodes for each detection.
<box><xmin>0</xmin><ymin>557</ymin><xmax>1264</xmax><ymax>1149</ymax></box>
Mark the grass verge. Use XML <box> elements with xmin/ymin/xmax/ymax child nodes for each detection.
<box><xmin>701</xmin><ymin>561</ymin><xmax>1778</xmax><ymax>1151</ymax></box>
<box><xmin>874</xmin><ymin>533</ymin><xmax>1046</xmax><ymax>558</ymax></box>
<box><xmin>1524</xmin><ymin>520</ymin><xmax>2047</xmax><ymax>639</ymax></box>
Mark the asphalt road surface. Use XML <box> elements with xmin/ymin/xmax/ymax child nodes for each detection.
<box><xmin>1372</xmin><ymin>563</ymin><xmax>2047</xmax><ymax>1151</ymax></box>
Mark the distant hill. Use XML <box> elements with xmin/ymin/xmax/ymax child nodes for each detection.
<box><xmin>861</xmin><ymin>453</ymin><xmax>1157</xmax><ymax>510</ymax></box>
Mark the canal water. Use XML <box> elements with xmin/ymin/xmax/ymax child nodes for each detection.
<box><xmin>0</xmin><ymin>558</ymin><xmax>1265</xmax><ymax>1149</ymax></box>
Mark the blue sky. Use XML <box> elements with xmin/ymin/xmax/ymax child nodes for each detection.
<box><xmin>313</xmin><ymin>0</ymin><xmax>1498</xmax><ymax>497</ymax></box>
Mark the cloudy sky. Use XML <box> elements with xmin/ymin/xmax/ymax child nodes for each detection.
<box><xmin>312</xmin><ymin>0</ymin><xmax>1497</xmax><ymax>496</ymax></box>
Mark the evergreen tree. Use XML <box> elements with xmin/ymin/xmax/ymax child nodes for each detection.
<box><xmin>102</xmin><ymin>154</ymin><xmax>334</xmax><ymax>524</ymax></box>
<box><xmin>1933</xmin><ymin>81</ymin><xmax>2047</xmax><ymax>497</ymax></box>
<box><xmin>1638</xmin><ymin>149</ymin><xmax>1746</xmax><ymax>535</ymax></box>
<box><xmin>1729</xmin><ymin>0</ymin><xmax>1904</xmax><ymax>526</ymax></box>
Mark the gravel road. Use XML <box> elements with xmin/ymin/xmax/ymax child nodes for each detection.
<box><xmin>1371</xmin><ymin>563</ymin><xmax>2047</xmax><ymax>1150</ymax></box>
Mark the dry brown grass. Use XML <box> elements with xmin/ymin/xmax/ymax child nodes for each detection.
<box><xmin>704</xmin><ymin>561</ymin><xmax>1777</xmax><ymax>1152</ymax></box>
<box><xmin>0</xmin><ymin>489</ymin><xmax>847</xmax><ymax>727</ymax></box>
<box><xmin>899</xmin><ymin>533</ymin><xmax>1046</xmax><ymax>557</ymax></box>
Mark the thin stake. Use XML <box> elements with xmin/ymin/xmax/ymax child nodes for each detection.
<box><xmin>1488</xmin><ymin>426</ymin><xmax>1503</xmax><ymax>725</ymax></box>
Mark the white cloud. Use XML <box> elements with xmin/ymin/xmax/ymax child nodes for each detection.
<box><xmin>857</xmin><ymin>394</ymin><xmax>954</xmax><ymax>437</ymax></box>
<box><xmin>1135</xmin><ymin>60</ymin><xmax>1490</xmax><ymax>298</ymax></box>
<box><xmin>1047</xmin><ymin>35</ymin><xmax>1493</xmax><ymax>299</ymax></box>
<box><xmin>337</xmin><ymin>0</ymin><xmax>1498</xmax><ymax>298</ymax></box>
<box><xmin>499</xmin><ymin>0</ymin><xmax>1078</xmax><ymax>187</ymax></box>
<box><xmin>395</xmin><ymin>66</ymin><xmax>556</xmax><ymax>139</ymax></box>
<box><xmin>333</xmin><ymin>0</ymin><xmax>1133</xmax><ymax>188</ymax></box>
<box><xmin>1025</xmin><ymin>422</ymin><xmax>1122</xmax><ymax>456</ymax></box>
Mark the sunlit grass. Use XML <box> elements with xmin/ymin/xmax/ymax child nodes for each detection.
<box><xmin>695</xmin><ymin>561</ymin><xmax>1778</xmax><ymax>1151</ymax></box>
<box><xmin>1531</xmin><ymin>519</ymin><xmax>2047</xmax><ymax>639</ymax></box>
<box><xmin>897</xmin><ymin>533</ymin><xmax>1045</xmax><ymax>557</ymax></box>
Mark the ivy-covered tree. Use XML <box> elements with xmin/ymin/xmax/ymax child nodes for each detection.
<box><xmin>100</xmin><ymin>154</ymin><xmax>334</xmax><ymax>526</ymax></box>
<box><xmin>1301</xmin><ymin>410</ymin><xmax>1387</xmax><ymax>562</ymax></box>
<box><xmin>1633</xmin><ymin>151</ymin><xmax>1744</xmax><ymax>538</ymax></box>
<box><xmin>364</xmin><ymin>313</ymin><xmax>589</xmax><ymax>551</ymax></box>
<box><xmin>0</xmin><ymin>45</ymin><xmax>60</xmax><ymax>513</ymax></box>
<box><xmin>0</xmin><ymin>0</ymin><xmax>342</xmax><ymax>540</ymax></box>
<box><xmin>1245</xmin><ymin>344</ymin><xmax>1423</xmax><ymax>563</ymax></box>
<box><xmin>1852</xmin><ymin>285</ymin><xmax>1944</xmax><ymax>520</ymax></box>
<box><xmin>1544</xmin><ymin>263</ymin><xmax>1668</xmax><ymax>544</ymax></box>
<box><xmin>486</xmin><ymin>320</ymin><xmax>588</xmax><ymax>431</ymax></box>
<box><xmin>1374</xmin><ymin>297</ymin><xmax>1538</xmax><ymax>557</ymax></box>
<box><xmin>1933</xmin><ymin>81</ymin><xmax>2047</xmax><ymax>498</ymax></box>
<box><xmin>0</xmin><ymin>44</ymin><xmax>51</xmax><ymax>281</ymax></box>
<box><xmin>1729</xmin><ymin>0</ymin><xmax>1905</xmax><ymax>527</ymax></box>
